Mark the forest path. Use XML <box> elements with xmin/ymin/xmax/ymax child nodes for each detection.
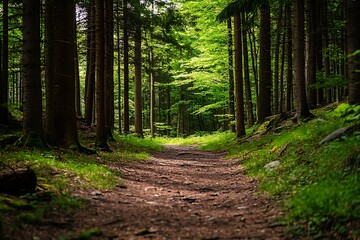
<box><xmin>71</xmin><ymin>145</ymin><xmax>286</xmax><ymax>240</ymax></box>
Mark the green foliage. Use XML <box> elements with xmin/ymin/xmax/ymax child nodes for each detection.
<box><xmin>195</xmin><ymin>104</ymin><xmax>360</xmax><ymax>238</ymax></box>
<box><xmin>331</xmin><ymin>103</ymin><xmax>360</xmax><ymax>122</ymax></box>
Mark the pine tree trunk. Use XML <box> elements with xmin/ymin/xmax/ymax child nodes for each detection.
<box><xmin>249</xmin><ymin>28</ymin><xmax>259</xmax><ymax>119</ymax></box>
<box><xmin>116</xmin><ymin>0</ymin><xmax>122</xmax><ymax>134</ymax></box>
<box><xmin>227</xmin><ymin>18</ymin><xmax>236</xmax><ymax>133</ymax></box>
<box><xmin>74</xmin><ymin>12</ymin><xmax>82</xmax><ymax>118</ymax></box>
<box><xmin>306</xmin><ymin>0</ymin><xmax>317</xmax><ymax>108</ymax></box>
<box><xmin>347</xmin><ymin>0</ymin><xmax>360</xmax><ymax>104</ymax></box>
<box><xmin>242</xmin><ymin>13</ymin><xmax>254</xmax><ymax>127</ymax></box>
<box><xmin>134</xmin><ymin>0</ymin><xmax>143</xmax><ymax>137</ymax></box>
<box><xmin>316</xmin><ymin>0</ymin><xmax>324</xmax><ymax>105</ymax></box>
<box><xmin>294</xmin><ymin>0</ymin><xmax>311</xmax><ymax>119</ymax></box>
<box><xmin>85</xmin><ymin>1</ymin><xmax>96</xmax><ymax>126</ymax></box>
<box><xmin>45</xmin><ymin>0</ymin><xmax>80</xmax><ymax>148</ymax></box>
<box><xmin>105</xmin><ymin>0</ymin><xmax>114</xmax><ymax>139</ymax></box>
<box><xmin>234</xmin><ymin>13</ymin><xmax>245</xmax><ymax>137</ymax></box>
<box><xmin>286</xmin><ymin>4</ymin><xmax>293</xmax><ymax>112</ymax></box>
<box><xmin>322</xmin><ymin>0</ymin><xmax>331</xmax><ymax>104</ymax></box>
<box><xmin>274</xmin><ymin>6</ymin><xmax>283</xmax><ymax>114</ymax></box>
<box><xmin>123</xmin><ymin>0</ymin><xmax>130</xmax><ymax>134</ymax></box>
<box><xmin>0</xmin><ymin>0</ymin><xmax>9</xmax><ymax>125</ymax></box>
<box><xmin>258</xmin><ymin>2</ymin><xmax>272</xmax><ymax>123</ymax></box>
<box><xmin>23</xmin><ymin>0</ymin><xmax>45</xmax><ymax>147</ymax></box>
<box><xmin>95</xmin><ymin>0</ymin><xmax>108</xmax><ymax>149</ymax></box>
<box><xmin>279</xmin><ymin>10</ymin><xmax>287</xmax><ymax>113</ymax></box>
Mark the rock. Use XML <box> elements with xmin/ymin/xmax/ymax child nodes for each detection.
<box><xmin>319</xmin><ymin>126</ymin><xmax>355</xmax><ymax>145</ymax></box>
<box><xmin>91</xmin><ymin>190</ymin><xmax>103</xmax><ymax>196</ymax></box>
<box><xmin>0</xmin><ymin>168</ymin><xmax>37</xmax><ymax>195</ymax></box>
<box><xmin>264</xmin><ymin>161</ymin><xmax>280</xmax><ymax>169</ymax></box>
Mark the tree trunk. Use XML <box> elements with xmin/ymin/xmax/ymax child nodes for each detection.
<box><xmin>105</xmin><ymin>0</ymin><xmax>114</xmax><ymax>140</ymax></box>
<box><xmin>150</xmin><ymin>49</ymin><xmax>156</xmax><ymax>138</ymax></box>
<box><xmin>227</xmin><ymin>18</ymin><xmax>236</xmax><ymax>133</ymax></box>
<box><xmin>242</xmin><ymin>13</ymin><xmax>254</xmax><ymax>127</ymax></box>
<box><xmin>279</xmin><ymin>9</ymin><xmax>287</xmax><ymax>113</ymax></box>
<box><xmin>74</xmin><ymin>12</ymin><xmax>82</xmax><ymax>118</ymax></box>
<box><xmin>22</xmin><ymin>0</ymin><xmax>45</xmax><ymax>147</ymax></box>
<box><xmin>249</xmin><ymin>28</ymin><xmax>259</xmax><ymax>119</ymax></box>
<box><xmin>116</xmin><ymin>0</ymin><xmax>122</xmax><ymax>134</ymax></box>
<box><xmin>286</xmin><ymin>4</ymin><xmax>293</xmax><ymax>112</ymax></box>
<box><xmin>45</xmin><ymin>0</ymin><xmax>80</xmax><ymax>148</ymax></box>
<box><xmin>347</xmin><ymin>0</ymin><xmax>360</xmax><ymax>104</ymax></box>
<box><xmin>95</xmin><ymin>0</ymin><xmax>109</xmax><ymax>149</ymax></box>
<box><xmin>234</xmin><ymin>13</ymin><xmax>245</xmax><ymax>137</ymax></box>
<box><xmin>166</xmin><ymin>85</ymin><xmax>171</xmax><ymax>136</ymax></box>
<box><xmin>322</xmin><ymin>0</ymin><xmax>331</xmax><ymax>104</ymax></box>
<box><xmin>258</xmin><ymin>2</ymin><xmax>272</xmax><ymax>123</ymax></box>
<box><xmin>123</xmin><ymin>0</ymin><xmax>130</xmax><ymax>134</ymax></box>
<box><xmin>293</xmin><ymin>0</ymin><xmax>311</xmax><ymax>120</ymax></box>
<box><xmin>316</xmin><ymin>0</ymin><xmax>324</xmax><ymax>105</ymax></box>
<box><xmin>134</xmin><ymin>0</ymin><xmax>143</xmax><ymax>137</ymax></box>
<box><xmin>0</xmin><ymin>0</ymin><xmax>9</xmax><ymax>125</ymax></box>
<box><xmin>85</xmin><ymin>1</ymin><xmax>96</xmax><ymax>126</ymax></box>
<box><xmin>306</xmin><ymin>0</ymin><xmax>317</xmax><ymax>108</ymax></box>
<box><xmin>274</xmin><ymin>5</ymin><xmax>283</xmax><ymax>114</ymax></box>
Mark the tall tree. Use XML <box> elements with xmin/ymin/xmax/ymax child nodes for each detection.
<box><xmin>105</xmin><ymin>0</ymin><xmax>115</xmax><ymax>139</ymax></box>
<box><xmin>306</xmin><ymin>0</ymin><xmax>317</xmax><ymax>108</ymax></box>
<box><xmin>273</xmin><ymin>5</ymin><xmax>283</xmax><ymax>114</ymax></box>
<box><xmin>22</xmin><ymin>0</ymin><xmax>44</xmax><ymax>147</ymax></box>
<box><xmin>234</xmin><ymin>13</ymin><xmax>245</xmax><ymax>137</ymax></box>
<box><xmin>0</xmin><ymin>0</ymin><xmax>9</xmax><ymax>125</ymax></box>
<box><xmin>293</xmin><ymin>0</ymin><xmax>311</xmax><ymax>119</ymax></box>
<box><xmin>285</xmin><ymin>4</ymin><xmax>293</xmax><ymax>112</ymax></box>
<box><xmin>347</xmin><ymin>0</ymin><xmax>360</xmax><ymax>104</ymax></box>
<box><xmin>227</xmin><ymin>18</ymin><xmax>236</xmax><ymax>132</ymax></box>
<box><xmin>85</xmin><ymin>0</ymin><xmax>96</xmax><ymax>126</ymax></box>
<box><xmin>242</xmin><ymin>13</ymin><xmax>254</xmax><ymax>126</ymax></box>
<box><xmin>74</xmin><ymin>12</ymin><xmax>82</xmax><ymax>118</ymax></box>
<box><xmin>134</xmin><ymin>0</ymin><xmax>143</xmax><ymax>137</ymax></box>
<box><xmin>258</xmin><ymin>1</ymin><xmax>272</xmax><ymax>123</ymax></box>
<box><xmin>123</xmin><ymin>0</ymin><xmax>130</xmax><ymax>134</ymax></box>
<box><xmin>95</xmin><ymin>0</ymin><xmax>109</xmax><ymax>149</ymax></box>
<box><xmin>45</xmin><ymin>0</ymin><xmax>80</xmax><ymax>147</ymax></box>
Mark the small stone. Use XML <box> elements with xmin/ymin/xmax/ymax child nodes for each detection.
<box><xmin>91</xmin><ymin>190</ymin><xmax>103</xmax><ymax>196</ymax></box>
<box><xmin>264</xmin><ymin>160</ymin><xmax>280</xmax><ymax>169</ymax></box>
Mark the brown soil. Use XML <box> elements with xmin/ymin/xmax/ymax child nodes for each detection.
<box><xmin>4</xmin><ymin>145</ymin><xmax>287</xmax><ymax>240</ymax></box>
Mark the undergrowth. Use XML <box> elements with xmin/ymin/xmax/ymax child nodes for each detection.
<box><xmin>0</xmin><ymin>133</ymin><xmax>162</xmax><ymax>230</ymax></box>
<box><xmin>184</xmin><ymin>103</ymin><xmax>360</xmax><ymax>238</ymax></box>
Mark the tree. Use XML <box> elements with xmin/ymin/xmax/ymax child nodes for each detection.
<box><xmin>45</xmin><ymin>0</ymin><xmax>80</xmax><ymax>148</ymax></box>
<box><xmin>234</xmin><ymin>13</ymin><xmax>245</xmax><ymax>137</ymax></box>
<box><xmin>293</xmin><ymin>0</ymin><xmax>311</xmax><ymax>119</ymax></box>
<box><xmin>306</xmin><ymin>0</ymin><xmax>317</xmax><ymax>108</ymax></box>
<box><xmin>134</xmin><ymin>0</ymin><xmax>143</xmax><ymax>137</ymax></box>
<box><xmin>105</xmin><ymin>0</ymin><xmax>115</xmax><ymax>139</ymax></box>
<box><xmin>258</xmin><ymin>1</ymin><xmax>272</xmax><ymax>123</ymax></box>
<box><xmin>285</xmin><ymin>4</ymin><xmax>293</xmax><ymax>112</ymax></box>
<box><xmin>22</xmin><ymin>0</ymin><xmax>45</xmax><ymax>147</ymax></box>
<box><xmin>347</xmin><ymin>0</ymin><xmax>360</xmax><ymax>104</ymax></box>
<box><xmin>0</xmin><ymin>0</ymin><xmax>9</xmax><ymax>125</ymax></box>
<box><xmin>227</xmin><ymin>18</ymin><xmax>236</xmax><ymax>132</ymax></box>
<box><xmin>242</xmin><ymin>13</ymin><xmax>254</xmax><ymax>126</ymax></box>
<box><xmin>85</xmin><ymin>0</ymin><xmax>96</xmax><ymax>126</ymax></box>
<box><xmin>95</xmin><ymin>0</ymin><xmax>109</xmax><ymax>149</ymax></box>
<box><xmin>123</xmin><ymin>0</ymin><xmax>130</xmax><ymax>134</ymax></box>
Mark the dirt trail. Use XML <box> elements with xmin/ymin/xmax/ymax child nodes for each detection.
<box><xmin>10</xmin><ymin>145</ymin><xmax>287</xmax><ymax>240</ymax></box>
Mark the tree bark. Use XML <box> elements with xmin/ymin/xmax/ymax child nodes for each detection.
<box><xmin>22</xmin><ymin>0</ymin><xmax>45</xmax><ymax>147</ymax></box>
<box><xmin>306</xmin><ymin>0</ymin><xmax>317</xmax><ymax>108</ymax></box>
<box><xmin>234</xmin><ymin>13</ymin><xmax>245</xmax><ymax>137</ymax></box>
<box><xmin>123</xmin><ymin>0</ymin><xmax>130</xmax><ymax>134</ymax></box>
<box><xmin>95</xmin><ymin>0</ymin><xmax>109</xmax><ymax>149</ymax></box>
<box><xmin>274</xmin><ymin>5</ymin><xmax>283</xmax><ymax>114</ymax></box>
<box><xmin>285</xmin><ymin>4</ymin><xmax>293</xmax><ymax>112</ymax></box>
<box><xmin>242</xmin><ymin>13</ymin><xmax>254</xmax><ymax>127</ymax></box>
<box><xmin>293</xmin><ymin>0</ymin><xmax>311</xmax><ymax>119</ymax></box>
<box><xmin>74</xmin><ymin>12</ymin><xmax>82</xmax><ymax>118</ymax></box>
<box><xmin>45</xmin><ymin>0</ymin><xmax>80</xmax><ymax>148</ymax></box>
<box><xmin>85</xmin><ymin>1</ymin><xmax>96</xmax><ymax>126</ymax></box>
<box><xmin>347</xmin><ymin>0</ymin><xmax>360</xmax><ymax>104</ymax></box>
<box><xmin>227</xmin><ymin>18</ymin><xmax>236</xmax><ymax>133</ymax></box>
<box><xmin>105</xmin><ymin>0</ymin><xmax>114</xmax><ymax>140</ymax></box>
<box><xmin>134</xmin><ymin>0</ymin><xmax>143</xmax><ymax>137</ymax></box>
<box><xmin>116</xmin><ymin>0</ymin><xmax>122</xmax><ymax>134</ymax></box>
<box><xmin>258</xmin><ymin>2</ymin><xmax>272</xmax><ymax>123</ymax></box>
<box><xmin>0</xmin><ymin>0</ymin><xmax>9</xmax><ymax>125</ymax></box>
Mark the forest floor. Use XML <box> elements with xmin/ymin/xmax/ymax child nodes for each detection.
<box><xmin>7</xmin><ymin>144</ymin><xmax>287</xmax><ymax>240</ymax></box>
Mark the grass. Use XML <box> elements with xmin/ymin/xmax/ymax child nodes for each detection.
<box><xmin>0</xmin><ymin>133</ymin><xmax>163</xmax><ymax>230</ymax></box>
<box><xmin>192</xmin><ymin>104</ymin><xmax>360</xmax><ymax>238</ymax></box>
